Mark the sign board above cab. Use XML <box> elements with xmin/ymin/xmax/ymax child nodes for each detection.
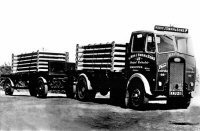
<box><xmin>154</xmin><ymin>25</ymin><xmax>188</xmax><ymax>33</ymax></box>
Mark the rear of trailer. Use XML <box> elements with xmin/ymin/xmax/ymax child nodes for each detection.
<box><xmin>2</xmin><ymin>50</ymin><xmax>73</xmax><ymax>97</ymax></box>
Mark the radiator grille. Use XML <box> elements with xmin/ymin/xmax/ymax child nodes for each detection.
<box><xmin>169</xmin><ymin>62</ymin><xmax>184</xmax><ymax>95</ymax></box>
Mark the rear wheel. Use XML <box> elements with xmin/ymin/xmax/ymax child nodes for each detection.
<box><xmin>3</xmin><ymin>78</ymin><xmax>14</xmax><ymax>95</ymax></box>
<box><xmin>76</xmin><ymin>76</ymin><xmax>95</xmax><ymax>101</ymax></box>
<box><xmin>126</xmin><ymin>81</ymin><xmax>148</xmax><ymax>110</ymax></box>
<box><xmin>36</xmin><ymin>77</ymin><xmax>48</xmax><ymax>98</ymax></box>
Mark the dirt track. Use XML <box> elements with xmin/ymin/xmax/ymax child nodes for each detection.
<box><xmin>0</xmin><ymin>90</ymin><xmax>200</xmax><ymax>131</ymax></box>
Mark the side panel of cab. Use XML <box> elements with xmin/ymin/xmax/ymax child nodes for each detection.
<box><xmin>126</xmin><ymin>32</ymin><xmax>157</xmax><ymax>94</ymax></box>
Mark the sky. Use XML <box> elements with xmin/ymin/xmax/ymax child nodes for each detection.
<box><xmin>0</xmin><ymin>0</ymin><xmax>200</xmax><ymax>67</ymax></box>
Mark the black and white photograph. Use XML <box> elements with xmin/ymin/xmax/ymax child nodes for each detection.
<box><xmin>0</xmin><ymin>0</ymin><xmax>200</xmax><ymax>130</ymax></box>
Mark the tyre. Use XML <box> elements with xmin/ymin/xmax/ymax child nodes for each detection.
<box><xmin>100</xmin><ymin>89</ymin><xmax>109</xmax><ymax>96</ymax></box>
<box><xmin>76</xmin><ymin>75</ymin><xmax>95</xmax><ymax>101</ymax></box>
<box><xmin>3</xmin><ymin>78</ymin><xmax>14</xmax><ymax>95</ymax></box>
<box><xmin>28</xmin><ymin>80</ymin><xmax>37</xmax><ymax>97</ymax></box>
<box><xmin>36</xmin><ymin>77</ymin><xmax>48</xmax><ymax>98</ymax></box>
<box><xmin>126</xmin><ymin>81</ymin><xmax>148</xmax><ymax>110</ymax></box>
<box><xmin>181</xmin><ymin>97</ymin><xmax>191</xmax><ymax>108</ymax></box>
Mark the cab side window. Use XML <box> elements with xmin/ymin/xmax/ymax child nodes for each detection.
<box><xmin>146</xmin><ymin>35</ymin><xmax>156</xmax><ymax>52</ymax></box>
<box><xmin>132</xmin><ymin>33</ymin><xmax>146</xmax><ymax>52</ymax></box>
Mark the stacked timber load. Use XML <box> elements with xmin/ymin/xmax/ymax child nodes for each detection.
<box><xmin>76</xmin><ymin>41</ymin><xmax>126</xmax><ymax>72</ymax></box>
<box><xmin>12</xmin><ymin>51</ymin><xmax>69</xmax><ymax>73</ymax></box>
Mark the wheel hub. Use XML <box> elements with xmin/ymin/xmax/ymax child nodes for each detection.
<box><xmin>132</xmin><ymin>89</ymin><xmax>140</xmax><ymax>99</ymax></box>
<box><xmin>130</xmin><ymin>89</ymin><xmax>141</xmax><ymax>106</ymax></box>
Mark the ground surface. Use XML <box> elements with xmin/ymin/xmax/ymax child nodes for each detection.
<box><xmin>0</xmin><ymin>90</ymin><xmax>200</xmax><ymax>131</ymax></box>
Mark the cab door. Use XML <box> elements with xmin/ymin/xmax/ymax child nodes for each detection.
<box><xmin>126</xmin><ymin>32</ymin><xmax>157</xmax><ymax>92</ymax></box>
<box><xmin>145</xmin><ymin>33</ymin><xmax>157</xmax><ymax>91</ymax></box>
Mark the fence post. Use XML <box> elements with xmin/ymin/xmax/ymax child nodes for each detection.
<box><xmin>75</xmin><ymin>44</ymin><xmax>79</xmax><ymax>70</ymax></box>
<box><xmin>11</xmin><ymin>54</ymin><xmax>14</xmax><ymax>73</ymax></box>
<box><xmin>111</xmin><ymin>41</ymin><xmax>115</xmax><ymax>72</ymax></box>
<box><xmin>36</xmin><ymin>50</ymin><xmax>39</xmax><ymax>72</ymax></box>
<box><xmin>65</xmin><ymin>52</ymin><xmax>69</xmax><ymax>62</ymax></box>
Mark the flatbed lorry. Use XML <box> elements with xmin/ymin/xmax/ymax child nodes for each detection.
<box><xmin>72</xmin><ymin>25</ymin><xmax>196</xmax><ymax>109</ymax></box>
<box><xmin>2</xmin><ymin>25</ymin><xmax>196</xmax><ymax>109</ymax></box>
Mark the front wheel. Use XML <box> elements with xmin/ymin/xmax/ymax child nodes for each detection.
<box><xmin>3</xmin><ymin>78</ymin><xmax>14</xmax><ymax>95</ymax></box>
<box><xmin>126</xmin><ymin>82</ymin><xmax>148</xmax><ymax>110</ymax></box>
<box><xmin>36</xmin><ymin>77</ymin><xmax>48</xmax><ymax>98</ymax></box>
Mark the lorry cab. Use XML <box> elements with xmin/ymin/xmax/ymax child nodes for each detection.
<box><xmin>125</xmin><ymin>25</ymin><xmax>196</xmax><ymax>108</ymax></box>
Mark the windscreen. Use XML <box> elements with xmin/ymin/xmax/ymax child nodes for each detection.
<box><xmin>156</xmin><ymin>35</ymin><xmax>175</xmax><ymax>53</ymax></box>
<box><xmin>176</xmin><ymin>37</ymin><xmax>194</xmax><ymax>55</ymax></box>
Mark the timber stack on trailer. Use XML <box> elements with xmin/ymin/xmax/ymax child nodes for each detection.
<box><xmin>12</xmin><ymin>51</ymin><xmax>69</xmax><ymax>73</ymax></box>
<box><xmin>2</xmin><ymin>50</ymin><xmax>70</xmax><ymax>98</ymax></box>
<box><xmin>76</xmin><ymin>41</ymin><xmax>126</xmax><ymax>71</ymax></box>
<box><xmin>74</xmin><ymin>41</ymin><xmax>127</xmax><ymax>102</ymax></box>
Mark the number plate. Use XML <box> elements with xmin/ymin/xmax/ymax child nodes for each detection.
<box><xmin>169</xmin><ymin>91</ymin><xmax>183</xmax><ymax>96</ymax></box>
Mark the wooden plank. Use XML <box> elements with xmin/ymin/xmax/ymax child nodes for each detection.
<box><xmin>79</xmin><ymin>49</ymin><xmax>112</xmax><ymax>54</ymax></box>
<box><xmin>38</xmin><ymin>67</ymin><xmax>49</xmax><ymax>69</ymax></box>
<box><xmin>114</xmin><ymin>54</ymin><xmax>126</xmax><ymax>58</ymax></box>
<box><xmin>17</xmin><ymin>52</ymin><xmax>37</xmax><ymax>57</ymax></box>
<box><xmin>39</xmin><ymin>55</ymin><xmax>66</xmax><ymax>59</ymax></box>
<box><xmin>17</xmin><ymin>67</ymin><xmax>37</xmax><ymax>71</ymax></box>
<box><xmin>114</xmin><ymin>60</ymin><xmax>125</xmax><ymax>63</ymax></box>
<box><xmin>38</xmin><ymin>58</ymin><xmax>66</xmax><ymax>62</ymax></box>
<box><xmin>38</xmin><ymin>54</ymin><xmax>67</xmax><ymax>58</ymax></box>
<box><xmin>15</xmin><ymin>59</ymin><xmax>38</xmax><ymax>64</ymax></box>
<box><xmin>114</xmin><ymin>65</ymin><xmax>125</xmax><ymax>68</ymax></box>
<box><xmin>79</xmin><ymin>64</ymin><xmax>112</xmax><ymax>68</ymax></box>
<box><xmin>78</xmin><ymin>47</ymin><xmax>112</xmax><ymax>52</ymax></box>
<box><xmin>115</xmin><ymin>44</ymin><xmax>126</xmax><ymax>48</ymax></box>
<box><xmin>78</xmin><ymin>54</ymin><xmax>112</xmax><ymax>59</ymax></box>
<box><xmin>115</xmin><ymin>49</ymin><xmax>126</xmax><ymax>53</ymax></box>
<box><xmin>79</xmin><ymin>59</ymin><xmax>112</xmax><ymax>63</ymax></box>
<box><xmin>77</xmin><ymin>61</ymin><xmax>113</xmax><ymax>65</ymax></box>
<box><xmin>15</xmin><ymin>70</ymin><xmax>37</xmax><ymax>73</ymax></box>
<box><xmin>77</xmin><ymin>67</ymin><xmax>111</xmax><ymax>70</ymax></box>
<box><xmin>39</xmin><ymin>52</ymin><xmax>66</xmax><ymax>56</ymax></box>
<box><xmin>15</xmin><ymin>56</ymin><xmax>38</xmax><ymax>61</ymax></box>
<box><xmin>80</xmin><ymin>44</ymin><xmax>113</xmax><ymax>49</ymax></box>
<box><xmin>38</xmin><ymin>59</ymin><xmax>65</xmax><ymax>62</ymax></box>
<box><xmin>14</xmin><ymin>62</ymin><xmax>48</xmax><ymax>66</ymax></box>
<box><xmin>16</xmin><ymin>63</ymin><xmax>37</xmax><ymax>68</ymax></box>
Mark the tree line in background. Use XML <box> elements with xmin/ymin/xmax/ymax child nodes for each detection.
<box><xmin>0</xmin><ymin>64</ymin><xmax>11</xmax><ymax>75</ymax></box>
<box><xmin>0</xmin><ymin>64</ymin><xmax>11</xmax><ymax>87</ymax></box>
